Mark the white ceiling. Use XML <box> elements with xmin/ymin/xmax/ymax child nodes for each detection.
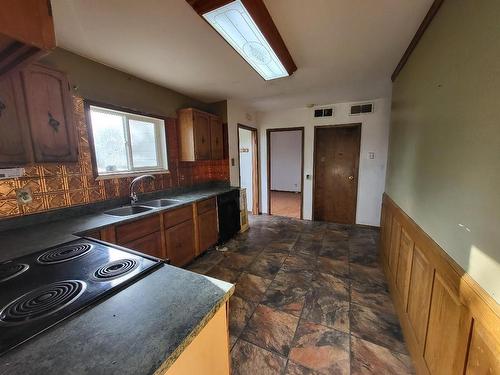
<box><xmin>51</xmin><ymin>0</ymin><xmax>433</xmax><ymax>111</ymax></box>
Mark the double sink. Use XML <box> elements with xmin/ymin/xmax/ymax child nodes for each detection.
<box><xmin>104</xmin><ymin>199</ymin><xmax>183</xmax><ymax>217</ymax></box>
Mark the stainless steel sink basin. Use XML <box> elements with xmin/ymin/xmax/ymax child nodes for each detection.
<box><xmin>141</xmin><ymin>199</ymin><xmax>182</xmax><ymax>208</ymax></box>
<box><xmin>104</xmin><ymin>205</ymin><xmax>153</xmax><ymax>216</ymax></box>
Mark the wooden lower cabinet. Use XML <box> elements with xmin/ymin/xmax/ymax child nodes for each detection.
<box><xmin>197</xmin><ymin>208</ymin><xmax>218</xmax><ymax>255</ymax></box>
<box><xmin>157</xmin><ymin>302</ymin><xmax>230</xmax><ymax>375</ymax></box>
<box><xmin>380</xmin><ymin>194</ymin><xmax>500</xmax><ymax>375</ymax></box>
<box><xmin>165</xmin><ymin>219</ymin><xmax>195</xmax><ymax>267</ymax></box>
<box><xmin>123</xmin><ymin>231</ymin><xmax>163</xmax><ymax>259</ymax></box>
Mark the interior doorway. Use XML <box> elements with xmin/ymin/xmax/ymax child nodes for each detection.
<box><xmin>313</xmin><ymin>123</ymin><xmax>361</xmax><ymax>224</ymax></box>
<box><xmin>267</xmin><ymin>128</ymin><xmax>304</xmax><ymax>219</ymax></box>
<box><xmin>238</xmin><ymin>124</ymin><xmax>259</xmax><ymax>214</ymax></box>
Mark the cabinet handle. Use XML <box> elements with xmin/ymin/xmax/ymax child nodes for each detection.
<box><xmin>201</xmin><ymin>136</ymin><xmax>205</xmax><ymax>143</ymax></box>
<box><xmin>48</xmin><ymin>112</ymin><xmax>60</xmax><ymax>132</ymax></box>
<box><xmin>215</xmin><ymin>137</ymin><xmax>219</xmax><ymax>145</ymax></box>
<box><xmin>0</xmin><ymin>99</ymin><xmax>5</xmax><ymax>117</ymax></box>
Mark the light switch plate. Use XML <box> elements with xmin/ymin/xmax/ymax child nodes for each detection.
<box><xmin>0</xmin><ymin>168</ymin><xmax>25</xmax><ymax>180</ymax></box>
<box><xmin>368</xmin><ymin>152</ymin><xmax>375</xmax><ymax>159</ymax></box>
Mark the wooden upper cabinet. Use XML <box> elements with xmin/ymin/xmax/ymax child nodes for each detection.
<box><xmin>0</xmin><ymin>0</ymin><xmax>56</xmax><ymax>76</ymax></box>
<box><xmin>22</xmin><ymin>64</ymin><xmax>78</xmax><ymax>162</ymax></box>
<box><xmin>177</xmin><ymin>108</ymin><xmax>223</xmax><ymax>161</ymax></box>
<box><xmin>0</xmin><ymin>72</ymin><xmax>33</xmax><ymax>165</ymax></box>
<box><xmin>210</xmin><ymin>115</ymin><xmax>223</xmax><ymax>160</ymax></box>
<box><xmin>193</xmin><ymin>110</ymin><xmax>211</xmax><ymax>160</ymax></box>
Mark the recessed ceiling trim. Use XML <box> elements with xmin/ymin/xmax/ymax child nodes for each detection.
<box><xmin>186</xmin><ymin>0</ymin><xmax>297</xmax><ymax>79</ymax></box>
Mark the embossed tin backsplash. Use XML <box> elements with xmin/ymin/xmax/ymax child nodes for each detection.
<box><xmin>0</xmin><ymin>97</ymin><xmax>229</xmax><ymax>218</ymax></box>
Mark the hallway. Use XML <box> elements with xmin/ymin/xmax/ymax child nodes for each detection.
<box><xmin>270</xmin><ymin>191</ymin><xmax>301</xmax><ymax>219</ymax></box>
<box><xmin>187</xmin><ymin>215</ymin><xmax>413</xmax><ymax>374</ymax></box>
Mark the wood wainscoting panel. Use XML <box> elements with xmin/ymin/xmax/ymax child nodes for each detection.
<box><xmin>396</xmin><ymin>228</ymin><xmax>414</xmax><ymax>308</ymax></box>
<box><xmin>388</xmin><ymin>218</ymin><xmax>402</xmax><ymax>280</ymax></box>
<box><xmin>406</xmin><ymin>245</ymin><xmax>433</xmax><ymax>349</ymax></box>
<box><xmin>380</xmin><ymin>193</ymin><xmax>500</xmax><ymax>375</ymax></box>
<box><xmin>424</xmin><ymin>272</ymin><xmax>471</xmax><ymax>375</ymax></box>
<box><xmin>465</xmin><ymin>320</ymin><xmax>500</xmax><ymax>374</ymax></box>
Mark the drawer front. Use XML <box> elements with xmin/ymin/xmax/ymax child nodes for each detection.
<box><xmin>197</xmin><ymin>197</ymin><xmax>216</xmax><ymax>215</ymax></box>
<box><xmin>123</xmin><ymin>231</ymin><xmax>163</xmax><ymax>259</ymax></box>
<box><xmin>116</xmin><ymin>215</ymin><xmax>161</xmax><ymax>244</ymax></box>
<box><xmin>164</xmin><ymin>205</ymin><xmax>193</xmax><ymax>229</ymax></box>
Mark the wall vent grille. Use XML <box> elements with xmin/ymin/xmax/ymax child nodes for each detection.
<box><xmin>314</xmin><ymin>108</ymin><xmax>333</xmax><ymax>118</ymax></box>
<box><xmin>350</xmin><ymin>103</ymin><xmax>374</xmax><ymax>115</ymax></box>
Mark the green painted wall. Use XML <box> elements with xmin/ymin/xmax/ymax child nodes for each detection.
<box><xmin>386</xmin><ymin>0</ymin><xmax>500</xmax><ymax>302</ymax></box>
<box><xmin>40</xmin><ymin>48</ymin><xmax>218</xmax><ymax>117</ymax></box>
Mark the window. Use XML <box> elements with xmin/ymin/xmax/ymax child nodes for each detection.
<box><xmin>88</xmin><ymin>105</ymin><xmax>168</xmax><ymax>177</ymax></box>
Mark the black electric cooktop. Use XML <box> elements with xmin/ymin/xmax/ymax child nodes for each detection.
<box><xmin>0</xmin><ymin>238</ymin><xmax>163</xmax><ymax>356</ymax></box>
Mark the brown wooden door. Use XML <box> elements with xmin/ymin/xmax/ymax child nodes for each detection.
<box><xmin>22</xmin><ymin>64</ymin><xmax>77</xmax><ymax>162</ymax></box>
<box><xmin>313</xmin><ymin>124</ymin><xmax>361</xmax><ymax>224</ymax></box>
<box><xmin>165</xmin><ymin>219</ymin><xmax>195</xmax><ymax>266</ymax></box>
<box><xmin>123</xmin><ymin>231</ymin><xmax>163</xmax><ymax>259</ymax></box>
<box><xmin>198</xmin><ymin>208</ymin><xmax>218</xmax><ymax>253</ymax></box>
<box><xmin>193</xmin><ymin>111</ymin><xmax>211</xmax><ymax>160</ymax></box>
<box><xmin>0</xmin><ymin>72</ymin><xmax>32</xmax><ymax>165</ymax></box>
<box><xmin>210</xmin><ymin>116</ymin><xmax>223</xmax><ymax>160</ymax></box>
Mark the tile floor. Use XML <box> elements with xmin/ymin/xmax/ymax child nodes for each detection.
<box><xmin>270</xmin><ymin>191</ymin><xmax>301</xmax><ymax>219</ymax></box>
<box><xmin>187</xmin><ymin>214</ymin><xmax>414</xmax><ymax>375</ymax></box>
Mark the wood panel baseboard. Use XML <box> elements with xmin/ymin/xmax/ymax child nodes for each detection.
<box><xmin>380</xmin><ymin>193</ymin><xmax>499</xmax><ymax>375</ymax></box>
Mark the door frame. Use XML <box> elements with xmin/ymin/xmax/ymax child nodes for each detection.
<box><xmin>237</xmin><ymin>124</ymin><xmax>260</xmax><ymax>215</ymax></box>
<box><xmin>312</xmin><ymin>123</ymin><xmax>361</xmax><ymax>223</ymax></box>
<box><xmin>266</xmin><ymin>127</ymin><xmax>305</xmax><ymax>219</ymax></box>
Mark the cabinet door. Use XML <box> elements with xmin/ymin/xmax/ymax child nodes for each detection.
<box><xmin>198</xmin><ymin>208</ymin><xmax>218</xmax><ymax>254</ymax></box>
<box><xmin>165</xmin><ymin>219</ymin><xmax>195</xmax><ymax>267</ymax></box>
<box><xmin>0</xmin><ymin>73</ymin><xmax>32</xmax><ymax>165</ymax></box>
<box><xmin>193</xmin><ymin>111</ymin><xmax>211</xmax><ymax>160</ymax></box>
<box><xmin>209</xmin><ymin>116</ymin><xmax>223</xmax><ymax>160</ymax></box>
<box><xmin>124</xmin><ymin>231</ymin><xmax>163</xmax><ymax>259</ymax></box>
<box><xmin>22</xmin><ymin>64</ymin><xmax>77</xmax><ymax>162</ymax></box>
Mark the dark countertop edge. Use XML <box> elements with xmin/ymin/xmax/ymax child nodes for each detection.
<box><xmin>154</xmin><ymin>278</ymin><xmax>235</xmax><ymax>374</ymax></box>
<box><xmin>73</xmin><ymin>187</ymin><xmax>238</xmax><ymax>235</ymax></box>
<box><xmin>0</xmin><ymin>186</ymin><xmax>240</xmax><ymax>262</ymax></box>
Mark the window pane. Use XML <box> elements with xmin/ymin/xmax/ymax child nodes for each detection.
<box><xmin>90</xmin><ymin>109</ymin><xmax>129</xmax><ymax>173</ymax></box>
<box><xmin>129</xmin><ymin>119</ymin><xmax>159</xmax><ymax>168</ymax></box>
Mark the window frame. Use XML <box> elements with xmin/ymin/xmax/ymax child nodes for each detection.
<box><xmin>84</xmin><ymin>100</ymin><xmax>169</xmax><ymax>179</ymax></box>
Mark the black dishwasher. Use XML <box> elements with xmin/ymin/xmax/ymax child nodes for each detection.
<box><xmin>217</xmin><ymin>189</ymin><xmax>240</xmax><ymax>244</ymax></box>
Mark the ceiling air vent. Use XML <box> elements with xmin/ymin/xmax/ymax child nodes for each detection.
<box><xmin>350</xmin><ymin>103</ymin><xmax>374</xmax><ymax>115</ymax></box>
<box><xmin>314</xmin><ymin>108</ymin><xmax>333</xmax><ymax>118</ymax></box>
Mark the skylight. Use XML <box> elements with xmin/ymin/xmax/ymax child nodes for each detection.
<box><xmin>203</xmin><ymin>0</ymin><xmax>289</xmax><ymax>81</ymax></box>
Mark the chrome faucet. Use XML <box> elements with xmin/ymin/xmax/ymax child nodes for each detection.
<box><xmin>129</xmin><ymin>175</ymin><xmax>155</xmax><ymax>204</ymax></box>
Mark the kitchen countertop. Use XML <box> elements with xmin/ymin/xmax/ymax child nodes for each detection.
<box><xmin>0</xmin><ymin>266</ymin><xmax>233</xmax><ymax>375</ymax></box>
<box><xmin>0</xmin><ymin>185</ymin><xmax>237</xmax><ymax>374</ymax></box>
<box><xmin>0</xmin><ymin>185</ymin><xmax>238</xmax><ymax>262</ymax></box>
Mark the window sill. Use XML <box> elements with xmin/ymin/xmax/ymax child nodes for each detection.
<box><xmin>95</xmin><ymin>170</ymin><xmax>170</xmax><ymax>180</ymax></box>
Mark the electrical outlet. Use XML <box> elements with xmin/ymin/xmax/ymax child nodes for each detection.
<box><xmin>368</xmin><ymin>152</ymin><xmax>375</xmax><ymax>159</ymax></box>
<box><xmin>16</xmin><ymin>187</ymin><xmax>33</xmax><ymax>205</ymax></box>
